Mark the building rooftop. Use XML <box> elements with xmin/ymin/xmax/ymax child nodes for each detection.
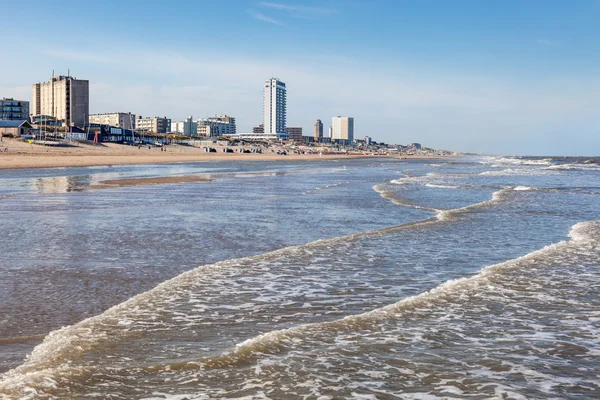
<box><xmin>0</xmin><ymin>120</ymin><xmax>31</xmax><ymax>128</ymax></box>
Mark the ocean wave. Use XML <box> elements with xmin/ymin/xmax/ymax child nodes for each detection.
<box><xmin>436</xmin><ymin>188</ymin><xmax>512</xmax><ymax>221</ymax></box>
<box><xmin>184</xmin><ymin>220</ymin><xmax>600</xmax><ymax>369</ymax></box>
<box><xmin>479</xmin><ymin>168</ymin><xmax>557</xmax><ymax>177</ymax></box>
<box><xmin>372</xmin><ymin>184</ymin><xmax>440</xmax><ymax>212</ymax></box>
<box><xmin>0</xmin><ymin>184</ymin><xmax>532</xmax><ymax>396</ymax></box>
<box><xmin>303</xmin><ymin>181</ymin><xmax>348</xmax><ymax>194</ymax></box>
<box><xmin>494</xmin><ymin>157</ymin><xmax>554</xmax><ymax>166</ymax></box>
<box><xmin>425</xmin><ymin>183</ymin><xmax>461</xmax><ymax>189</ymax></box>
<box><xmin>545</xmin><ymin>164</ymin><xmax>600</xmax><ymax>171</ymax></box>
<box><xmin>513</xmin><ymin>186</ymin><xmax>536</xmax><ymax>191</ymax></box>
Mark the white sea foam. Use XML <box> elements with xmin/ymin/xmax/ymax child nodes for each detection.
<box><xmin>513</xmin><ymin>186</ymin><xmax>536</xmax><ymax>191</ymax></box>
<box><xmin>436</xmin><ymin>188</ymin><xmax>512</xmax><ymax>221</ymax></box>
<box><xmin>479</xmin><ymin>168</ymin><xmax>558</xmax><ymax>177</ymax></box>
<box><xmin>545</xmin><ymin>163</ymin><xmax>600</xmax><ymax>171</ymax></box>
<box><xmin>201</xmin><ymin>220</ymin><xmax>599</xmax><ymax>367</ymax></box>
<box><xmin>425</xmin><ymin>183</ymin><xmax>460</xmax><ymax>189</ymax></box>
<box><xmin>494</xmin><ymin>157</ymin><xmax>553</xmax><ymax>166</ymax></box>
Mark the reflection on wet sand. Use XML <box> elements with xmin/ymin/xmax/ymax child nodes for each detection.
<box><xmin>96</xmin><ymin>176</ymin><xmax>211</xmax><ymax>187</ymax></box>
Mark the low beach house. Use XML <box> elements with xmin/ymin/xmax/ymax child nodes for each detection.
<box><xmin>0</xmin><ymin>120</ymin><xmax>33</xmax><ymax>137</ymax></box>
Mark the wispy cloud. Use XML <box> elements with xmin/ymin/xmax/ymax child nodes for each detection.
<box><xmin>248</xmin><ymin>9</ymin><xmax>286</xmax><ymax>26</ymax></box>
<box><xmin>536</xmin><ymin>39</ymin><xmax>562</xmax><ymax>46</ymax></box>
<box><xmin>258</xmin><ymin>2</ymin><xmax>337</xmax><ymax>15</ymax></box>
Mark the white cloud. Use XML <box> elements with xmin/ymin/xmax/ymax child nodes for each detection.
<box><xmin>258</xmin><ymin>2</ymin><xmax>337</xmax><ymax>15</ymax></box>
<box><xmin>536</xmin><ymin>39</ymin><xmax>562</xmax><ymax>46</ymax></box>
<box><xmin>247</xmin><ymin>9</ymin><xmax>286</xmax><ymax>26</ymax></box>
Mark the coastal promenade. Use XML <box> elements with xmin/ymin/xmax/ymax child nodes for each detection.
<box><xmin>0</xmin><ymin>138</ymin><xmax>446</xmax><ymax>170</ymax></box>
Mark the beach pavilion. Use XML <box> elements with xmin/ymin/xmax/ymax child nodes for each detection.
<box><xmin>0</xmin><ymin>120</ymin><xmax>33</xmax><ymax>138</ymax></box>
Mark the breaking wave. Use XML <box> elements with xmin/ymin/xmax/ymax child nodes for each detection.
<box><xmin>171</xmin><ymin>220</ymin><xmax>600</xmax><ymax>369</ymax></box>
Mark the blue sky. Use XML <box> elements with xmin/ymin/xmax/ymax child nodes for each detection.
<box><xmin>1</xmin><ymin>0</ymin><xmax>599</xmax><ymax>155</ymax></box>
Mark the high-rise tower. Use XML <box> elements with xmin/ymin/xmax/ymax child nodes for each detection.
<box><xmin>331</xmin><ymin>116</ymin><xmax>354</xmax><ymax>143</ymax></box>
<box><xmin>314</xmin><ymin>119</ymin><xmax>323</xmax><ymax>141</ymax></box>
<box><xmin>32</xmin><ymin>74</ymin><xmax>89</xmax><ymax>127</ymax></box>
<box><xmin>263</xmin><ymin>78</ymin><xmax>287</xmax><ymax>138</ymax></box>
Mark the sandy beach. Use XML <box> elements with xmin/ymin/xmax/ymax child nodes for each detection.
<box><xmin>0</xmin><ymin>138</ymin><xmax>448</xmax><ymax>170</ymax></box>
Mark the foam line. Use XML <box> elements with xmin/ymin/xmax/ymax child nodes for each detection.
<box><xmin>187</xmin><ymin>220</ymin><xmax>600</xmax><ymax>369</ymax></box>
<box><xmin>0</xmin><ymin>183</ymin><xmax>517</xmax><ymax>393</ymax></box>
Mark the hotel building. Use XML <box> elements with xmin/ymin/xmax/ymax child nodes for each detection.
<box><xmin>263</xmin><ymin>78</ymin><xmax>287</xmax><ymax>138</ymax></box>
<box><xmin>331</xmin><ymin>116</ymin><xmax>354</xmax><ymax>144</ymax></box>
<box><xmin>32</xmin><ymin>75</ymin><xmax>89</xmax><ymax>127</ymax></box>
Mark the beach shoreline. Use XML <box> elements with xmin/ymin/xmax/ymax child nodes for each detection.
<box><xmin>0</xmin><ymin>138</ymin><xmax>452</xmax><ymax>170</ymax></box>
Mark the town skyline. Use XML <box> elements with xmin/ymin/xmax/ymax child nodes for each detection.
<box><xmin>1</xmin><ymin>0</ymin><xmax>600</xmax><ymax>155</ymax></box>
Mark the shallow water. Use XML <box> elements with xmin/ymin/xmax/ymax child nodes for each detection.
<box><xmin>0</xmin><ymin>156</ymin><xmax>599</xmax><ymax>399</ymax></box>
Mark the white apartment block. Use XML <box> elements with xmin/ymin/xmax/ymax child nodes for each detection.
<box><xmin>89</xmin><ymin>112</ymin><xmax>136</xmax><ymax>129</ymax></box>
<box><xmin>263</xmin><ymin>78</ymin><xmax>287</xmax><ymax>138</ymax></box>
<box><xmin>172</xmin><ymin>117</ymin><xmax>197</xmax><ymax>135</ymax></box>
<box><xmin>32</xmin><ymin>75</ymin><xmax>89</xmax><ymax>127</ymax></box>
<box><xmin>332</xmin><ymin>116</ymin><xmax>354</xmax><ymax>143</ymax></box>
<box><xmin>196</xmin><ymin>115</ymin><xmax>236</xmax><ymax>137</ymax></box>
<box><xmin>172</xmin><ymin>121</ymin><xmax>185</xmax><ymax>134</ymax></box>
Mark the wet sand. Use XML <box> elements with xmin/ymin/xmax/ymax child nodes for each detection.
<box><xmin>0</xmin><ymin>138</ymin><xmax>449</xmax><ymax>170</ymax></box>
<box><xmin>98</xmin><ymin>176</ymin><xmax>211</xmax><ymax>187</ymax></box>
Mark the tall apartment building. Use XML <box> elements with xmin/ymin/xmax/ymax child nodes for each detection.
<box><xmin>286</xmin><ymin>127</ymin><xmax>303</xmax><ymax>142</ymax></box>
<box><xmin>32</xmin><ymin>75</ymin><xmax>89</xmax><ymax>127</ymax></box>
<box><xmin>136</xmin><ymin>116</ymin><xmax>171</xmax><ymax>133</ymax></box>
<box><xmin>263</xmin><ymin>78</ymin><xmax>287</xmax><ymax>138</ymax></box>
<box><xmin>331</xmin><ymin>116</ymin><xmax>354</xmax><ymax>143</ymax></box>
<box><xmin>314</xmin><ymin>119</ymin><xmax>323</xmax><ymax>141</ymax></box>
<box><xmin>0</xmin><ymin>98</ymin><xmax>29</xmax><ymax>121</ymax></box>
<box><xmin>89</xmin><ymin>112</ymin><xmax>136</xmax><ymax>129</ymax></box>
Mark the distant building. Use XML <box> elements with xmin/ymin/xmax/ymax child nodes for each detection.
<box><xmin>171</xmin><ymin>116</ymin><xmax>197</xmax><ymax>135</ymax></box>
<box><xmin>32</xmin><ymin>75</ymin><xmax>89</xmax><ymax>127</ymax></box>
<box><xmin>0</xmin><ymin>120</ymin><xmax>33</xmax><ymax>137</ymax></box>
<box><xmin>314</xmin><ymin>119</ymin><xmax>323</xmax><ymax>141</ymax></box>
<box><xmin>409</xmin><ymin>142</ymin><xmax>422</xmax><ymax>149</ymax></box>
<box><xmin>136</xmin><ymin>116</ymin><xmax>171</xmax><ymax>133</ymax></box>
<box><xmin>253</xmin><ymin>124</ymin><xmax>264</xmax><ymax>133</ymax></box>
<box><xmin>263</xmin><ymin>78</ymin><xmax>287</xmax><ymax>138</ymax></box>
<box><xmin>331</xmin><ymin>116</ymin><xmax>354</xmax><ymax>143</ymax></box>
<box><xmin>31</xmin><ymin>114</ymin><xmax>59</xmax><ymax>126</ymax></box>
<box><xmin>211</xmin><ymin>115</ymin><xmax>236</xmax><ymax>134</ymax></box>
<box><xmin>89</xmin><ymin>112</ymin><xmax>136</xmax><ymax>129</ymax></box>
<box><xmin>196</xmin><ymin>115</ymin><xmax>236</xmax><ymax>137</ymax></box>
<box><xmin>0</xmin><ymin>98</ymin><xmax>29</xmax><ymax>121</ymax></box>
<box><xmin>196</xmin><ymin>125</ymin><xmax>211</xmax><ymax>137</ymax></box>
<box><xmin>183</xmin><ymin>116</ymin><xmax>197</xmax><ymax>135</ymax></box>
<box><xmin>286</xmin><ymin>127</ymin><xmax>303</xmax><ymax>142</ymax></box>
<box><xmin>364</xmin><ymin>136</ymin><xmax>371</xmax><ymax>145</ymax></box>
<box><xmin>171</xmin><ymin>121</ymin><xmax>185</xmax><ymax>134</ymax></box>
<box><xmin>328</xmin><ymin>126</ymin><xmax>333</xmax><ymax>138</ymax></box>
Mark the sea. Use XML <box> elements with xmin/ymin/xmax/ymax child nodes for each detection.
<box><xmin>0</xmin><ymin>155</ymin><xmax>599</xmax><ymax>399</ymax></box>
